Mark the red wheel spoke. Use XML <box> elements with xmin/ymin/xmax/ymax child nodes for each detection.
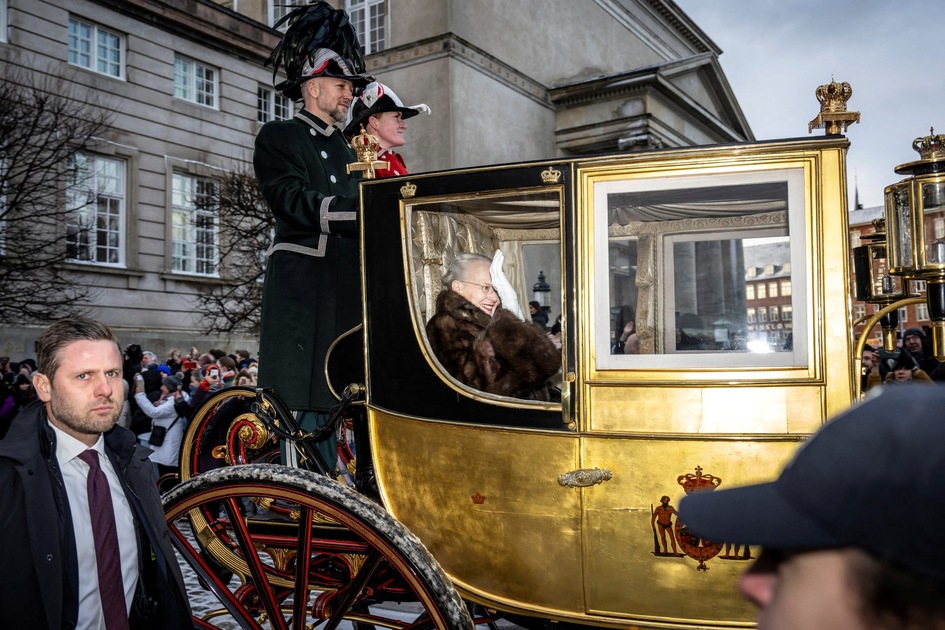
<box><xmin>223</xmin><ymin>497</ymin><xmax>290</xmax><ymax>630</ymax></box>
<box><xmin>323</xmin><ymin>549</ymin><xmax>383</xmax><ymax>630</ymax></box>
<box><xmin>291</xmin><ymin>504</ymin><xmax>315</xmax><ymax>630</ymax></box>
<box><xmin>168</xmin><ymin>516</ymin><xmax>267</xmax><ymax>630</ymax></box>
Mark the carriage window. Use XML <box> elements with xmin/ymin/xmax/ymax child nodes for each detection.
<box><xmin>595</xmin><ymin>169</ymin><xmax>808</xmax><ymax>369</ymax></box>
<box><xmin>404</xmin><ymin>188</ymin><xmax>563</xmax><ymax>402</ymax></box>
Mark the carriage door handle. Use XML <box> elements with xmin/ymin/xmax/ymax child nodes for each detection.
<box><xmin>557</xmin><ymin>467</ymin><xmax>613</xmax><ymax>488</ymax></box>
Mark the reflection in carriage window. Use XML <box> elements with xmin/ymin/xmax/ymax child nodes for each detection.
<box><xmin>597</xmin><ymin>169</ymin><xmax>807</xmax><ymax>368</ymax></box>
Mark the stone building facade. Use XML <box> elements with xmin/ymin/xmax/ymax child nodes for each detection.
<box><xmin>0</xmin><ymin>0</ymin><xmax>751</xmax><ymax>362</ymax></box>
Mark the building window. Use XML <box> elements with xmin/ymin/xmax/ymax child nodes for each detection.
<box><xmin>768</xmin><ymin>281</ymin><xmax>778</xmax><ymax>298</ymax></box>
<box><xmin>917</xmin><ymin>302</ymin><xmax>929</xmax><ymax>321</ymax></box>
<box><xmin>757</xmin><ymin>307</ymin><xmax>767</xmax><ymax>323</ymax></box>
<box><xmin>68</xmin><ymin>17</ymin><xmax>123</xmax><ymax>78</ymax></box>
<box><xmin>769</xmin><ymin>306</ymin><xmax>779</xmax><ymax>322</ymax></box>
<box><xmin>757</xmin><ymin>283</ymin><xmax>767</xmax><ymax>299</ymax></box>
<box><xmin>174</xmin><ymin>56</ymin><xmax>217</xmax><ymax>108</ymax></box>
<box><xmin>853</xmin><ymin>304</ymin><xmax>866</xmax><ymax>320</ymax></box>
<box><xmin>780</xmin><ymin>280</ymin><xmax>792</xmax><ymax>296</ymax></box>
<box><xmin>65</xmin><ymin>154</ymin><xmax>125</xmax><ymax>265</ymax></box>
<box><xmin>0</xmin><ymin>0</ymin><xmax>7</xmax><ymax>44</ymax></box>
<box><xmin>746</xmin><ymin>308</ymin><xmax>755</xmax><ymax>323</ymax></box>
<box><xmin>172</xmin><ymin>173</ymin><xmax>218</xmax><ymax>275</ymax></box>
<box><xmin>782</xmin><ymin>305</ymin><xmax>792</xmax><ymax>321</ymax></box>
<box><xmin>850</xmin><ymin>232</ymin><xmax>861</xmax><ymax>249</ymax></box>
<box><xmin>0</xmin><ymin>151</ymin><xmax>6</xmax><ymax>254</ymax></box>
<box><xmin>345</xmin><ymin>0</ymin><xmax>386</xmax><ymax>54</ymax></box>
<box><xmin>936</xmin><ymin>217</ymin><xmax>945</xmax><ymax>240</ymax></box>
<box><xmin>914</xmin><ymin>279</ymin><xmax>927</xmax><ymax>293</ymax></box>
<box><xmin>899</xmin><ymin>307</ymin><xmax>908</xmax><ymax>323</ymax></box>
<box><xmin>257</xmin><ymin>85</ymin><xmax>291</xmax><ymax>123</ymax></box>
<box><xmin>269</xmin><ymin>0</ymin><xmax>303</xmax><ymax>28</ymax></box>
<box><xmin>745</xmin><ymin>284</ymin><xmax>754</xmax><ymax>300</ymax></box>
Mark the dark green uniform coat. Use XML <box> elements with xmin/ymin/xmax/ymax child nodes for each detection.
<box><xmin>254</xmin><ymin>110</ymin><xmax>362</xmax><ymax>412</ymax></box>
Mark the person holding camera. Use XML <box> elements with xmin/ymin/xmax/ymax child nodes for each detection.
<box><xmin>133</xmin><ymin>372</ymin><xmax>189</xmax><ymax>482</ymax></box>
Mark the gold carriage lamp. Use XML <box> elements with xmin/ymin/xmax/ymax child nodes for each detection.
<box><xmin>347</xmin><ymin>125</ymin><xmax>389</xmax><ymax>180</ymax></box>
<box><xmin>883</xmin><ymin>128</ymin><xmax>945</xmax><ymax>359</ymax></box>
<box><xmin>852</xmin><ymin>219</ymin><xmax>907</xmax><ymax>351</ymax></box>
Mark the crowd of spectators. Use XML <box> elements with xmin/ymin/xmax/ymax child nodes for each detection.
<box><xmin>861</xmin><ymin>325</ymin><xmax>945</xmax><ymax>393</ymax></box>
<box><xmin>0</xmin><ymin>343</ymin><xmax>258</xmax><ymax>485</ymax></box>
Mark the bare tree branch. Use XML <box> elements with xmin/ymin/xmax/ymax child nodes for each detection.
<box><xmin>192</xmin><ymin>167</ymin><xmax>272</xmax><ymax>335</ymax></box>
<box><xmin>0</xmin><ymin>62</ymin><xmax>114</xmax><ymax>324</ymax></box>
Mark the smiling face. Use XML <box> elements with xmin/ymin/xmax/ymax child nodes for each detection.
<box><xmin>903</xmin><ymin>334</ymin><xmax>923</xmax><ymax>356</ymax></box>
<box><xmin>452</xmin><ymin>259</ymin><xmax>499</xmax><ymax>316</ymax></box>
<box><xmin>306</xmin><ymin>77</ymin><xmax>354</xmax><ymax>124</ymax></box>
<box><xmin>369</xmin><ymin>111</ymin><xmax>406</xmax><ymax>150</ymax></box>
<box><xmin>33</xmin><ymin>339</ymin><xmax>123</xmax><ymax>446</ymax></box>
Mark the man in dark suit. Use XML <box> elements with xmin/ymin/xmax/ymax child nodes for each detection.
<box><xmin>253</xmin><ymin>2</ymin><xmax>371</xmax><ymax>468</ymax></box>
<box><xmin>0</xmin><ymin>317</ymin><xmax>192</xmax><ymax>629</ymax></box>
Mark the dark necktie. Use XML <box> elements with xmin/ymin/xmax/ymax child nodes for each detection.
<box><xmin>78</xmin><ymin>449</ymin><xmax>130</xmax><ymax>630</ymax></box>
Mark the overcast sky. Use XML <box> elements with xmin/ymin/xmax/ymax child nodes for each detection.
<box><xmin>674</xmin><ymin>0</ymin><xmax>944</xmax><ymax>209</ymax></box>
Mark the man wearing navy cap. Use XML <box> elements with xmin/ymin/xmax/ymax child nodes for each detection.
<box><xmin>679</xmin><ymin>387</ymin><xmax>945</xmax><ymax>629</ymax></box>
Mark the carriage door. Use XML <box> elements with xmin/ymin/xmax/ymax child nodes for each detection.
<box><xmin>359</xmin><ymin>162</ymin><xmax>593</xmax><ymax>617</ymax></box>
<box><xmin>572</xmin><ymin>144</ymin><xmax>854</xmax><ymax>625</ymax></box>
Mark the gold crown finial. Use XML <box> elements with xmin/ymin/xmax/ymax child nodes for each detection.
<box><xmin>399</xmin><ymin>181</ymin><xmax>417</xmax><ymax>199</ymax></box>
<box><xmin>912</xmin><ymin>127</ymin><xmax>945</xmax><ymax>161</ymax></box>
<box><xmin>346</xmin><ymin>125</ymin><xmax>389</xmax><ymax>180</ymax></box>
<box><xmin>809</xmin><ymin>79</ymin><xmax>860</xmax><ymax>135</ymax></box>
<box><xmin>540</xmin><ymin>166</ymin><xmax>562</xmax><ymax>184</ymax></box>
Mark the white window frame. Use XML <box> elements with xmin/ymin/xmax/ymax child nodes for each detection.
<box><xmin>174</xmin><ymin>55</ymin><xmax>218</xmax><ymax>108</ymax></box>
<box><xmin>345</xmin><ymin>0</ymin><xmax>387</xmax><ymax>54</ymax></box>
<box><xmin>68</xmin><ymin>16</ymin><xmax>124</xmax><ymax>79</ymax></box>
<box><xmin>852</xmin><ymin>304</ymin><xmax>866</xmax><ymax>320</ymax></box>
<box><xmin>66</xmin><ymin>153</ymin><xmax>128</xmax><ymax>267</ymax></box>
<box><xmin>0</xmin><ymin>150</ymin><xmax>6</xmax><ymax>255</ymax></box>
<box><xmin>172</xmin><ymin>172</ymin><xmax>219</xmax><ymax>276</ymax></box>
<box><xmin>782</xmin><ymin>305</ymin><xmax>793</xmax><ymax>321</ymax></box>
<box><xmin>257</xmin><ymin>85</ymin><xmax>291</xmax><ymax>123</ymax></box>
<box><xmin>269</xmin><ymin>0</ymin><xmax>303</xmax><ymax>28</ymax></box>
<box><xmin>65</xmin><ymin>153</ymin><xmax>127</xmax><ymax>266</ymax></box>
<box><xmin>0</xmin><ymin>0</ymin><xmax>7</xmax><ymax>44</ymax></box>
<box><xmin>917</xmin><ymin>302</ymin><xmax>930</xmax><ymax>321</ymax></box>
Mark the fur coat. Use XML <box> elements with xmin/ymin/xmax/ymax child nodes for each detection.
<box><xmin>426</xmin><ymin>289</ymin><xmax>560</xmax><ymax>400</ymax></box>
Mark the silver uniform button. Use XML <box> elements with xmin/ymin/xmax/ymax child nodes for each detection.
<box><xmin>330</xmin><ymin>175</ymin><xmax>337</xmax><ymax>183</ymax></box>
<box><xmin>310</xmin><ymin>129</ymin><xmax>316</xmax><ymax>136</ymax></box>
<box><xmin>321</xmin><ymin>151</ymin><xmax>328</xmax><ymax>158</ymax></box>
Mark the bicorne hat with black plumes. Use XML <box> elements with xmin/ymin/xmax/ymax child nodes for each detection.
<box><xmin>266</xmin><ymin>1</ymin><xmax>373</xmax><ymax>101</ymax></box>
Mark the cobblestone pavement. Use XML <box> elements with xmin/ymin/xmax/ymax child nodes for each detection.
<box><xmin>173</xmin><ymin>517</ymin><xmax>523</xmax><ymax>629</ymax></box>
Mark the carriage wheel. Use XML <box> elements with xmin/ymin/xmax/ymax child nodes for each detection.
<box><xmin>164</xmin><ymin>464</ymin><xmax>473</xmax><ymax>630</ymax></box>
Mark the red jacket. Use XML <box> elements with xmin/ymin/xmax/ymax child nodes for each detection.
<box><xmin>376</xmin><ymin>150</ymin><xmax>408</xmax><ymax>178</ymax></box>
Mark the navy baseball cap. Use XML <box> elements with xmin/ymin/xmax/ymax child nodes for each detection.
<box><xmin>679</xmin><ymin>386</ymin><xmax>945</xmax><ymax>581</ymax></box>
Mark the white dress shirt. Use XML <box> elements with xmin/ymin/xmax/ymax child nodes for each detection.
<box><xmin>52</xmin><ymin>423</ymin><xmax>139</xmax><ymax>630</ymax></box>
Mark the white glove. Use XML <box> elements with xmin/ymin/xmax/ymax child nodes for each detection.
<box><xmin>490</xmin><ymin>249</ymin><xmax>524</xmax><ymax>319</ymax></box>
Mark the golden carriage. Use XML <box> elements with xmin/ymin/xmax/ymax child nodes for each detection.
<box><xmin>166</xmin><ymin>135</ymin><xmax>859</xmax><ymax>629</ymax></box>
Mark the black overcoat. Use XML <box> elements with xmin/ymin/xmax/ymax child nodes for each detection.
<box><xmin>254</xmin><ymin>110</ymin><xmax>362</xmax><ymax>411</ymax></box>
<box><xmin>0</xmin><ymin>402</ymin><xmax>192</xmax><ymax>629</ymax></box>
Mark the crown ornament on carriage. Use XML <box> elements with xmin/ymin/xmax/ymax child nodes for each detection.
<box><xmin>346</xmin><ymin>126</ymin><xmax>389</xmax><ymax>180</ymax></box>
<box><xmin>912</xmin><ymin>127</ymin><xmax>945</xmax><ymax>162</ymax></box>
<box><xmin>808</xmin><ymin>78</ymin><xmax>860</xmax><ymax>135</ymax></box>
